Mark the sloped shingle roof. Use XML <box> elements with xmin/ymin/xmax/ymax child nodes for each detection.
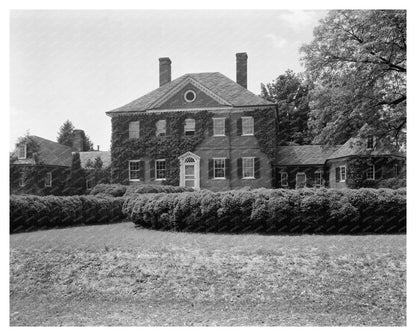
<box><xmin>275</xmin><ymin>145</ymin><xmax>341</xmax><ymax>165</ymax></box>
<box><xmin>29</xmin><ymin>136</ymin><xmax>74</xmax><ymax>167</ymax></box>
<box><xmin>106</xmin><ymin>72</ymin><xmax>274</xmax><ymax>114</ymax></box>
<box><xmin>79</xmin><ymin>151</ymin><xmax>111</xmax><ymax>168</ymax></box>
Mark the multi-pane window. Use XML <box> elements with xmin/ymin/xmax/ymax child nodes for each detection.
<box><xmin>86</xmin><ymin>179</ymin><xmax>93</xmax><ymax>189</ymax></box>
<box><xmin>129</xmin><ymin>121</ymin><xmax>140</xmax><ymax>139</ymax></box>
<box><xmin>213</xmin><ymin>118</ymin><xmax>225</xmax><ymax>136</ymax></box>
<box><xmin>340</xmin><ymin>166</ymin><xmax>347</xmax><ymax>182</ymax></box>
<box><xmin>366</xmin><ymin>164</ymin><xmax>375</xmax><ymax>180</ymax></box>
<box><xmin>213</xmin><ymin>158</ymin><xmax>226</xmax><ymax>179</ymax></box>
<box><xmin>242</xmin><ymin>117</ymin><xmax>254</xmax><ymax>135</ymax></box>
<box><xmin>17</xmin><ymin>144</ymin><xmax>27</xmax><ymax>159</ymax></box>
<box><xmin>366</xmin><ymin>136</ymin><xmax>375</xmax><ymax>149</ymax></box>
<box><xmin>242</xmin><ymin>157</ymin><xmax>255</xmax><ymax>178</ymax></box>
<box><xmin>184</xmin><ymin>118</ymin><xmax>195</xmax><ymax>136</ymax></box>
<box><xmin>129</xmin><ymin>160</ymin><xmax>141</xmax><ymax>181</ymax></box>
<box><xmin>156</xmin><ymin>120</ymin><xmax>166</xmax><ymax>136</ymax></box>
<box><xmin>45</xmin><ymin>172</ymin><xmax>52</xmax><ymax>187</ymax></box>
<box><xmin>155</xmin><ymin>159</ymin><xmax>166</xmax><ymax>180</ymax></box>
<box><xmin>280</xmin><ymin>172</ymin><xmax>288</xmax><ymax>187</ymax></box>
<box><xmin>314</xmin><ymin>171</ymin><xmax>322</xmax><ymax>187</ymax></box>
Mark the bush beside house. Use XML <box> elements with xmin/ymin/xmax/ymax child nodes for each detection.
<box><xmin>123</xmin><ymin>188</ymin><xmax>406</xmax><ymax>234</ymax></box>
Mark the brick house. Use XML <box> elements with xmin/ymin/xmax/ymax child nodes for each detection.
<box><xmin>10</xmin><ymin>130</ymin><xmax>111</xmax><ymax>195</ymax></box>
<box><xmin>106</xmin><ymin>53</ymin><xmax>405</xmax><ymax>190</ymax></box>
<box><xmin>106</xmin><ymin>53</ymin><xmax>278</xmax><ymax>191</ymax></box>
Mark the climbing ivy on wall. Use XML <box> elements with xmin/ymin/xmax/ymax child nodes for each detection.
<box><xmin>243</xmin><ymin>108</ymin><xmax>277</xmax><ymax>160</ymax></box>
<box><xmin>111</xmin><ymin>110</ymin><xmax>213</xmax><ymax>185</ymax></box>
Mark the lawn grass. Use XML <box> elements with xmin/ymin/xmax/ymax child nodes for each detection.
<box><xmin>10</xmin><ymin>222</ymin><xmax>406</xmax><ymax>326</ymax></box>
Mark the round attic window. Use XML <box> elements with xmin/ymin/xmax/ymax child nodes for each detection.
<box><xmin>184</xmin><ymin>90</ymin><xmax>196</xmax><ymax>103</ymax></box>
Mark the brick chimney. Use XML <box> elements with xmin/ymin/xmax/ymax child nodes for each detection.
<box><xmin>159</xmin><ymin>57</ymin><xmax>171</xmax><ymax>87</ymax></box>
<box><xmin>72</xmin><ymin>129</ymin><xmax>85</xmax><ymax>152</ymax></box>
<box><xmin>236</xmin><ymin>52</ymin><xmax>248</xmax><ymax>89</ymax></box>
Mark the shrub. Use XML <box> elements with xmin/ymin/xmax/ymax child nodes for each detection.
<box><xmin>122</xmin><ymin>188</ymin><xmax>406</xmax><ymax>234</ymax></box>
<box><xmin>10</xmin><ymin>195</ymin><xmax>126</xmax><ymax>233</ymax></box>
<box><xmin>377</xmin><ymin>178</ymin><xmax>406</xmax><ymax>189</ymax></box>
<box><xmin>89</xmin><ymin>183</ymin><xmax>193</xmax><ymax>197</ymax></box>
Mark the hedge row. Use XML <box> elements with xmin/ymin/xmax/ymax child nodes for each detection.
<box><xmin>89</xmin><ymin>183</ymin><xmax>193</xmax><ymax>197</ymax></box>
<box><xmin>122</xmin><ymin>188</ymin><xmax>406</xmax><ymax>234</ymax></box>
<box><xmin>10</xmin><ymin>195</ymin><xmax>126</xmax><ymax>233</ymax></box>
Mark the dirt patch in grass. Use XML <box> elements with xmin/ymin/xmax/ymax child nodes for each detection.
<box><xmin>10</xmin><ymin>222</ymin><xmax>406</xmax><ymax>326</ymax></box>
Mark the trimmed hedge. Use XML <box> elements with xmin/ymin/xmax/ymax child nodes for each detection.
<box><xmin>10</xmin><ymin>195</ymin><xmax>126</xmax><ymax>233</ymax></box>
<box><xmin>89</xmin><ymin>183</ymin><xmax>193</xmax><ymax>197</ymax></box>
<box><xmin>122</xmin><ymin>188</ymin><xmax>406</xmax><ymax>234</ymax></box>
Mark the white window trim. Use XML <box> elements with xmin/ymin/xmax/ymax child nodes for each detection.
<box><xmin>129</xmin><ymin>160</ymin><xmax>142</xmax><ymax>181</ymax></box>
<box><xmin>17</xmin><ymin>144</ymin><xmax>27</xmax><ymax>159</ymax></box>
<box><xmin>314</xmin><ymin>170</ymin><xmax>322</xmax><ymax>187</ymax></box>
<box><xmin>184</xmin><ymin>118</ymin><xmax>196</xmax><ymax>135</ymax></box>
<box><xmin>366</xmin><ymin>164</ymin><xmax>376</xmax><ymax>180</ymax></box>
<box><xmin>45</xmin><ymin>172</ymin><xmax>52</xmax><ymax>187</ymax></box>
<box><xmin>213</xmin><ymin>157</ymin><xmax>227</xmax><ymax>180</ymax></box>
<box><xmin>129</xmin><ymin>121</ymin><xmax>140</xmax><ymax>139</ymax></box>
<box><xmin>156</xmin><ymin>120</ymin><xmax>167</xmax><ymax>137</ymax></box>
<box><xmin>242</xmin><ymin>157</ymin><xmax>255</xmax><ymax>179</ymax></box>
<box><xmin>155</xmin><ymin>159</ymin><xmax>167</xmax><ymax>181</ymax></box>
<box><xmin>241</xmin><ymin>116</ymin><xmax>254</xmax><ymax>136</ymax></box>
<box><xmin>212</xmin><ymin>118</ymin><xmax>226</xmax><ymax>137</ymax></box>
<box><xmin>184</xmin><ymin>90</ymin><xmax>196</xmax><ymax>103</ymax></box>
<box><xmin>339</xmin><ymin>166</ymin><xmax>347</xmax><ymax>182</ymax></box>
<box><xmin>296</xmin><ymin>172</ymin><xmax>307</xmax><ymax>188</ymax></box>
<box><xmin>280</xmin><ymin>172</ymin><xmax>288</xmax><ymax>187</ymax></box>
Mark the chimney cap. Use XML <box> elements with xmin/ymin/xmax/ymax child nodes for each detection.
<box><xmin>236</xmin><ymin>52</ymin><xmax>248</xmax><ymax>59</ymax></box>
<box><xmin>159</xmin><ymin>57</ymin><xmax>171</xmax><ymax>63</ymax></box>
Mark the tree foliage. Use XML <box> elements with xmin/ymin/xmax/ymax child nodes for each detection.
<box><xmin>261</xmin><ymin>69</ymin><xmax>311</xmax><ymax>145</ymax></box>
<box><xmin>65</xmin><ymin>152</ymin><xmax>86</xmax><ymax>195</ymax></box>
<box><xmin>57</xmin><ymin>120</ymin><xmax>94</xmax><ymax>151</ymax></box>
<box><xmin>301</xmin><ymin>10</ymin><xmax>406</xmax><ymax>147</ymax></box>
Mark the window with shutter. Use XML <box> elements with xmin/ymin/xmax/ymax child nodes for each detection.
<box><xmin>213</xmin><ymin>158</ymin><xmax>226</xmax><ymax>179</ymax></box>
<box><xmin>17</xmin><ymin>144</ymin><xmax>27</xmax><ymax>159</ymax></box>
<box><xmin>156</xmin><ymin>120</ymin><xmax>166</xmax><ymax>136</ymax></box>
<box><xmin>155</xmin><ymin>159</ymin><xmax>166</xmax><ymax>180</ymax></box>
<box><xmin>213</xmin><ymin>118</ymin><xmax>226</xmax><ymax>136</ymax></box>
<box><xmin>241</xmin><ymin>117</ymin><xmax>254</xmax><ymax>135</ymax></box>
<box><xmin>129</xmin><ymin>160</ymin><xmax>142</xmax><ymax>181</ymax></box>
<box><xmin>45</xmin><ymin>172</ymin><xmax>52</xmax><ymax>187</ymax></box>
<box><xmin>242</xmin><ymin>157</ymin><xmax>255</xmax><ymax>178</ymax></box>
<box><xmin>184</xmin><ymin>119</ymin><xmax>195</xmax><ymax>136</ymax></box>
<box><xmin>366</xmin><ymin>164</ymin><xmax>375</xmax><ymax>180</ymax></box>
<box><xmin>281</xmin><ymin>172</ymin><xmax>288</xmax><ymax>187</ymax></box>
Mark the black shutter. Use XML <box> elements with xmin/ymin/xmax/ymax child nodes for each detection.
<box><xmin>335</xmin><ymin>167</ymin><xmax>340</xmax><ymax>182</ymax></box>
<box><xmin>208</xmin><ymin>118</ymin><xmax>214</xmax><ymax>136</ymax></box>
<box><xmin>139</xmin><ymin>161</ymin><xmax>145</xmax><ymax>181</ymax></box>
<box><xmin>150</xmin><ymin>160</ymin><xmax>155</xmax><ymax>180</ymax></box>
<box><xmin>225</xmin><ymin>159</ymin><xmax>231</xmax><ymax>179</ymax></box>
<box><xmin>165</xmin><ymin>119</ymin><xmax>170</xmax><ymax>136</ymax></box>
<box><xmin>208</xmin><ymin>159</ymin><xmax>214</xmax><ymax>179</ymax></box>
<box><xmin>236</xmin><ymin>118</ymin><xmax>242</xmax><ymax>136</ymax></box>
<box><xmin>237</xmin><ymin>158</ymin><xmax>242</xmax><ymax>179</ymax></box>
<box><xmin>254</xmin><ymin>158</ymin><xmax>261</xmax><ymax>178</ymax></box>
<box><xmin>225</xmin><ymin>118</ymin><xmax>230</xmax><ymax>136</ymax></box>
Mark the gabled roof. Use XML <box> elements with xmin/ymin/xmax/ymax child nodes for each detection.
<box><xmin>275</xmin><ymin>145</ymin><xmax>341</xmax><ymax>165</ymax></box>
<box><xmin>79</xmin><ymin>151</ymin><xmax>111</xmax><ymax>168</ymax></box>
<box><xmin>28</xmin><ymin>136</ymin><xmax>74</xmax><ymax>167</ymax></box>
<box><xmin>327</xmin><ymin>137</ymin><xmax>405</xmax><ymax>160</ymax></box>
<box><xmin>106</xmin><ymin>72</ymin><xmax>274</xmax><ymax>114</ymax></box>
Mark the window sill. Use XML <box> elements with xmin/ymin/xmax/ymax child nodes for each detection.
<box><xmin>242</xmin><ymin>177</ymin><xmax>256</xmax><ymax>180</ymax></box>
<box><xmin>213</xmin><ymin>135</ymin><xmax>226</xmax><ymax>137</ymax></box>
<box><xmin>155</xmin><ymin>178</ymin><xmax>166</xmax><ymax>181</ymax></box>
<box><xmin>213</xmin><ymin>177</ymin><xmax>226</xmax><ymax>180</ymax></box>
<box><xmin>129</xmin><ymin>179</ymin><xmax>141</xmax><ymax>182</ymax></box>
<box><xmin>241</xmin><ymin>134</ymin><xmax>254</xmax><ymax>136</ymax></box>
<box><xmin>339</xmin><ymin>180</ymin><xmax>346</xmax><ymax>183</ymax></box>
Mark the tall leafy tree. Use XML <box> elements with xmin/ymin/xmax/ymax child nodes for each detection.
<box><xmin>261</xmin><ymin>70</ymin><xmax>311</xmax><ymax>145</ymax></box>
<box><xmin>57</xmin><ymin>120</ymin><xmax>94</xmax><ymax>151</ymax></box>
<box><xmin>301</xmin><ymin>10</ymin><xmax>406</xmax><ymax>147</ymax></box>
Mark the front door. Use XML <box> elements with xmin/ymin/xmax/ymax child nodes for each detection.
<box><xmin>178</xmin><ymin>152</ymin><xmax>200</xmax><ymax>190</ymax></box>
<box><xmin>184</xmin><ymin>163</ymin><xmax>196</xmax><ymax>188</ymax></box>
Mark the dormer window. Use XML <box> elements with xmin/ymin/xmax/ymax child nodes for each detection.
<box><xmin>17</xmin><ymin>144</ymin><xmax>27</xmax><ymax>159</ymax></box>
<box><xmin>156</xmin><ymin>120</ymin><xmax>166</xmax><ymax>136</ymax></box>
<box><xmin>184</xmin><ymin>118</ymin><xmax>195</xmax><ymax>136</ymax></box>
<box><xmin>366</xmin><ymin>136</ymin><xmax>375</xmax><ymax>149</ymax></box>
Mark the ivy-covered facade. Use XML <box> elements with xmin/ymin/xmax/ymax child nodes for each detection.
<box><xmin>106</xmin><ymin>53</ymin><xmax>405</xmax><ymax>191</ymax></box>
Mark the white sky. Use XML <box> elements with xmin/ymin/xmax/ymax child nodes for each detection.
<box><xmin>10</xmin><ymin>10</ymin><xmax>327</xmax><ymax>151</ymax></box>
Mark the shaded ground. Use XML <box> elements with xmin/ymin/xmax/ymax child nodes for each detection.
<box><xmin>10</xmin><ymin>222</ymin><xmax>406</xmax><ymax>326</ymax></box>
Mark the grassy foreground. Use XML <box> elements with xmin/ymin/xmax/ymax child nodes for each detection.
<box><xmin>10</xmin><ymin>222</ymin><xmax>406</xmax><ymax>326</ymax></box>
